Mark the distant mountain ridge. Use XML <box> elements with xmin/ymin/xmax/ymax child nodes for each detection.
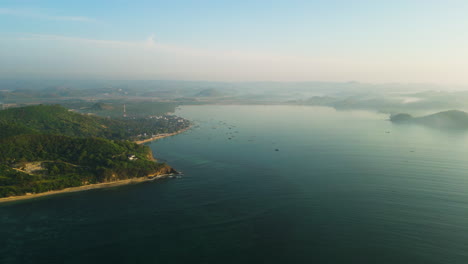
<box><xmin>390</xmin><ymin>110</ymin><xmax>468</xmax><ymax>129</ymax></box>
<box><xmin>195</xmin><ymin>88</ymin><xmax>224</xmax><ymax>97</ymax></box>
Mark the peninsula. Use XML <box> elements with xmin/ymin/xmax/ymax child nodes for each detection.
<box><xmin>0</xmin><ymin>104</ymin><xmax>190</xmax><ymax>201</ymax></box>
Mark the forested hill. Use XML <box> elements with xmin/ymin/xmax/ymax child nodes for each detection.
<box><xmin>0</xmin><ymin>104</ymin><xmax>115</xmax><ymax>139</ymax></box>
<box><xmin>0</xmin><ymin>104</ymin><xmax>190</xmax><ymax>141</ymax></box>
<box><xmin>0</xmin><ymin>104</ymin><xmax>185</xmax><ymax>198</ymax></box>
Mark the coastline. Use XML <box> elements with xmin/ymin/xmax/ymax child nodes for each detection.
<box><xmin>0</xmin><ymin>126</ymin><xmax>191</xmax><ymax>204</ymax></box>
<box><xmin>0</xmin><ymin>174</ymin><xmax>173</xmax><ymax>204</ymax></box>
<box><xmin>134</xmin><ymin>126</ymin><xmax>191</xmax><ymax>144</ymax></box>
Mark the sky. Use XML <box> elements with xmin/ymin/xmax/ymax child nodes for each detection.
<box><xmin>1</xmin><ymin>0</ymin><xmax>468</xmax><ymax>84</ymax></box>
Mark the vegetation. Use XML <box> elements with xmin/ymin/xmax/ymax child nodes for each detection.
<box><xmin>0</xmin><ymin>104</ymin><xmax>190</xmax><ymax>141</ymax></box>
<box><xmin>0</xmin><ymin>105</ymin><xmax>183</xmax><ymax>198</ymax></box>
<box><xmin>0</xmin><ymin>104</ymin><xmax>114</xmax><ymax>138</ymax></box>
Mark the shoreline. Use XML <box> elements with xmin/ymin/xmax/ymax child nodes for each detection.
<box><xmin>134</xmin><ymin>126</ymin><xmax>191</xmax><ymax>144</ymax></box>
<box><xmin>0</xmin><ymin>174</ymin><xmax>174</xmax><ymax>204</ymax></box>
<box><xmin>0</xmin><ymin>126</ymin><xmax>191</xmax><ymax>204</ymax></box>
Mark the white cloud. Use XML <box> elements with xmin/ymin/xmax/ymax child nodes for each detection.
<box><xmin>0</xmin><ymin>7</ymin><xmax>95</xmax><ymax>22</ymax></box>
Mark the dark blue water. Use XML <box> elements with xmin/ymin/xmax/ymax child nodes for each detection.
<box><xmin>2</xmin><ymin>105</ymin><xmax>468</xmax><ymax>263</ymax></box>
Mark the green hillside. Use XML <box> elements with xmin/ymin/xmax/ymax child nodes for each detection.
<box><xmin>0</xmin><ymin>104</ymin><xmax>123</xmax><ymax>139</ymax></box>
<box><xmin>0</xmin><ymin>104</ymin><xmax>190</xmax><ymax>141</ymax></box>
<box><xmin>0</xmin><ymin>105</ymin><xmax>183</xmax><ymax>198</ymax></box>
<box><xmin>0</xmin><ymin>134</ymin><xmax>175</xmax><ymax>197</ymax></box>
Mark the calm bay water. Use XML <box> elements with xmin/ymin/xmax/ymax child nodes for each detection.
<box><xmin>2</xmin><ymin>105</ymin><xmax>468</xmax><ymax>263</ymax></box>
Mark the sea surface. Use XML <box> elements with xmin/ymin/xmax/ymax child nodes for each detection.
<box><xmin>2</xmin><ymin>105</ymin><xmax>468</xmax><ymax>263</ymax></box>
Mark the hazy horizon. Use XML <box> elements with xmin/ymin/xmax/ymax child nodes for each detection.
<box><xmin>2</xmin><ymin>1</ymin><xmax>468</xmax><ymax>85</ymax></box>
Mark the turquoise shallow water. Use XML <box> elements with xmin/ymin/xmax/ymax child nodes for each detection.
<box><xmin>2</xmin><ymin>105</ymin><xmax>468</xmax><ymax>263</ymax></box>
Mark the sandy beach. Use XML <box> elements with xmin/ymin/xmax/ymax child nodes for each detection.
<box><xmin>134</xmin><ymin>126</ymin><xmax>191</xmax><ymax>144</ymax></box>
<box><xmin>0</xmin><ymin>174</ymin><xmax>173</xmax><ymax>204</ymax></box>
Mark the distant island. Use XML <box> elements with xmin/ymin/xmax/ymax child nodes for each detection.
<box><xmin>390</xmin><ymin>110</ymin><xmax>468</xmax><ymax>129</ymax></box>
<box><xmin>0</xmin><ymin>104</ymin><xmax>190</xmax><ymax>201</ymax></box>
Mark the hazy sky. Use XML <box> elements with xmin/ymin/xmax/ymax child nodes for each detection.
<box><xmin>1</xmin><ymin>0</ymin><xmax>468</xmax><ymax>84</ymax></box>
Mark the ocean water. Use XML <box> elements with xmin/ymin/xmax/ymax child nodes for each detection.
<box><xmin>2</xmin><ymin>105</ymin><xmax>468</xmax><ymax>263</ymax></box>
